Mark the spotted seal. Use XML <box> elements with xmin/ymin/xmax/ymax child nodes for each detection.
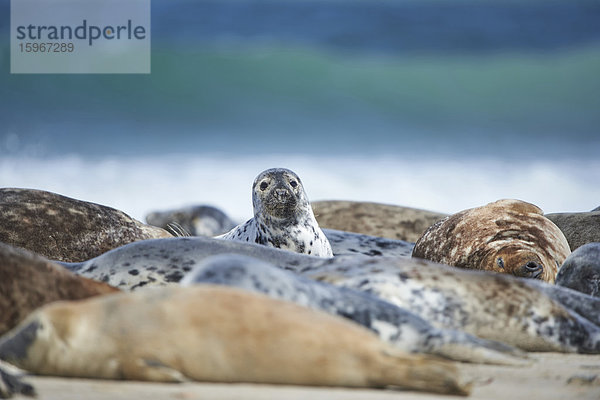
<box><xmin>59</xmin><ymin>236</ymin><xmax>600</xmax><ymax>353</ymax></box>
<box><xmin>323</xmin><ymin>229</ymin><xmax>414</xmax><ymax>257</ymax></box>
<box><xmin>0</xmin><ymin>242</ymin><xmax>118</xmax><ymax>336</ymax></box>
<box><xmin>413</xmin><ymin>199</ymin><xmax>571</xmax><ymax>283</ymax></box>
<box><xmin>216</xmin><ymin>168</ymin><xmax>332</xmax><ymax>257</ymax></box>
<box><xmin>146</xmin><ymin>205</ymin><xmax>237</xmax><ymax>237</ymax></box>
<box><xmin>181</xmin><ymin>254</ymin><xmax>527</xmax><ymax>365</ymax></box>
<box><xmin>556</xmin><ymin>243</ymin><xmax>600</xmax><ymax>297</ymax></box>
<box><xmin>312</xmin><ymin>200</ymin><xmax>448</xmax><ymax>242</ymax></box>
<box><xmin>0</xmin><ymin>188</ymin><xmax>171</xmax><ymax>262</ymax></box>
<box><xmin>0</xmin><ymin>286</ymin><xmax>470</xmax><ymax>395</ymax></box>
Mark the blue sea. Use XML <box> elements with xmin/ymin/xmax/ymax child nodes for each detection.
<box><xmin>1</xmin><ymin>0</ymin><xmax>599</xmax><ymax>222</ymax></box>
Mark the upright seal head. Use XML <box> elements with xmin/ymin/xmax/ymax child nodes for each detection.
<box><xmin>217</xmin><ymin>168</ymin><xmax>333</xmax><ymax>257</ymax></box>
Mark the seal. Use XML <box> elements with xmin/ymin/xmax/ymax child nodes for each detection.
<box><xmin>216</xmin><ymin>168</ymin><xmax>333</xmax><ymax>257</ymax></box>
<box><xmin>412</xmin><ymin>199</ymin><xmax>571</xmax><ymax>283</ymax></box>
<box><xmin>312</xmin><ymin>200</ymin><xmax>448</xmax><ymax>242</ymax></box>
<box><xmin>546</xmin><ymin>211</ymin><xmax>600</xmax><ymax>251</ymax></box>
<box><xmin>556</xmin><ymin>243</ymin><xmax>600</xmax><ymax>297</ymax></box>
<box><xmin>322</xmin><ymin>229</ymin><xmax>414</xmax><ymax>257</ymax></box>
<box><xmin>0</xmin><ymin>360</ymin><xmax>35</xmax><ymax>399</ymax></box>
<box><xmin>181</xmin><ymin>254</ymin><xmax>527</xmax><ymax>365</ymax></box>
<box><xmin>0</xmin><ymin>286</ymin><xmax>470</xmax><ymax>395</ymax></box>
<box><xmin>0</xmin><ymin>242</ymin><xmax>119</xmax><ymax>336</ymax></box>
<box><xmin>146</xmin><ymin>205</ymin><xmax>237</xmax><ymax>237</ymax></box>
<box><xmin>0</xmin><ymin>188</ymin><xmax>172</xmax><ymax>262</ymax></box>
<box><xmin>59</xmin><ymin>236</ymin><xmax>600</xmax><ymax>353</ymax></box>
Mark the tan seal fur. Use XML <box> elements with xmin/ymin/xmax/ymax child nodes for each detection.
<box><xmin>0</xmin><ymin>188</ymin><xmax>171</xmax><ymax>262</ymax></box>
<box><xmin>0</xmin><ymin>242</ymin><xmax>119</xmax><ymax>336</ymax></box>
<box><xmin>413</xmin><ymin>199</ymin><xmax>571</xmax><ymax>283</ymax></box>
<box><xmin>312</xmin><ymin>200</ymin><xmax>448</xmax><ymax>242</ymax></box>
<box><xmin>0</xmin><ymin>286</ymin><xmax>470</xmax><ymax>396</ymax></box>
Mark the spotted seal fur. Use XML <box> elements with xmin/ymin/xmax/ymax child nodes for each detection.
<box><xmin>181</xmin><ymin>254</ymin><xmax>527</xmax><ymax>365</ymax></box>
<box><xmin>413</xmin><ymin>199</ymin><xmax>571</xmax><ymax>283</ymax></box>
<box><xmin>216</xmin><ymin>168</ymin><xmax>332</xmax><ymax>257</ymax></box>
<box><xmin>0</xmin><ymin>188</ymin><xmax>171</xmax><ymax>262</ymax></box>
<box><xmin>59</xmin><ymin>236</ymin><xmax>600</xmax><ymax>353</ymax></box>
<box><xmin>0</xmin><ymin>286</ymin><xmax>470</xmax><ymax>395</ymax></box>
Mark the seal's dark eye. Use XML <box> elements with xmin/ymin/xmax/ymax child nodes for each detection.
<box><xmin>290</xmin><ymin>180</ymin><xmax>298</xmax><ymax>188</ymax></box>
<box><xmin>496</xmin><ymin>257</ymin><xmax>505</xmax><ymax>269</ymax></box>
<box><xmin>259</xmin><ymin>181</ymin><xmax>268</xmax><ymax>191</ymax></box>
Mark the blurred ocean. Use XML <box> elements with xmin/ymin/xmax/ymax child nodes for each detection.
<box><xmin>1</xmin><ymin>0</ymin><xmax>599</xmax><ymax>221</ymax></box>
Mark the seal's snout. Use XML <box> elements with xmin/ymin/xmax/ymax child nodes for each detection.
<box><xmin>516</xmin><ymin>261</ymin><xmax>544</xmax><ymax>279</ymax></box>
<box><xmin>274</xmin><ymin>188</ymin><xmax>290</xmax><ymax>201</ymax></box>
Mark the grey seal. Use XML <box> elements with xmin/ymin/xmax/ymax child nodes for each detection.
<box><xmin>322</xmin><ymin>228</ymin><xmax>414</xmax><ymax>257</ymax></box>
<box><xmin>556</xmin><ymin>242</ymin><xmax>600</xmax><ymax>297</ymax></box>
<box><xmin>216</xmin><ymin>168</ymin><xmax>333</xmax><ymax>257</ymax></box>
<box><xmin>312</xmin><ymin>200</ymin><xmax>447</xmax><ymax>242</ymax></box>
<box><xmin>0</xmin><ymin>188</ymin><xmax>171</xmax><ymax>262</ymax></box>
<box><xmin>146</xmin><ymin>205</ymin><xmax>237</xmax><ymax>236</ymax></box>
<box><xmin>0</xmin><ymin>360</ymin><xmax>34</xmax><ymax>399</ymax></box>
<box><xmin>181</xmin><ymin>254</ymin><xmax>527</xmax><ymax>365</ymax></box>
<box><xmin>0</xmin><ymin>286</ymin><xmax>470</xmax><ymax>395</ymax></box>
<box><xmin>59</xmin><ymin>236</ymin><xmax>600</xmax><ymax>353</ymax></box>
<box><xmin>413</xmin><ymin>199</ymin><xmax>571</xmax><ymax>283</ymax></box>
<box><xmin>546</xmin><ymin>211</ymin><xmax>600</xmax><ymax>251</ymax></box>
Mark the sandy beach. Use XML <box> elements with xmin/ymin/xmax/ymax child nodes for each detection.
<box><xmin>23</xmin><ymin>352</ymin><xmax>600</xmax><ymax>400</ymax></box>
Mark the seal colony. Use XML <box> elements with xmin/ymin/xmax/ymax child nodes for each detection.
<box><xmin>412</xmin><ymin>199</ymin><xmax>571</xmax><ymax>283</ymax></box>
<box><xmin>216</xmin><ymin>168</ymin><xmax>333</xmax><ymax>257</ymax></box>
<box><xmin>0</xmin><ymin>286</ymin><xmax>470</xmax><ymax>395</ymax></box>
<box><xmin>0</xmin><ymin>188</ymin><xmax>171</xmax><ymax>262</ymax></box>
<box><xmin>181</xmin><ymin>254</ymin><xmax>528</xmax><ymax>365</ymax></box>
<box><xmin>59</xmin><ymin>236</ymin><xmax>600</xmax><ymax>354</ymax></box>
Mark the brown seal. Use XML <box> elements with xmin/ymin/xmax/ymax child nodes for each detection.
<box><xmin>0</xmin><ymin>286</ymin><xmax>470</xmax><ymax>395</ymax></box>
<box><xmin>312</xmin><ymin>200</ymin><xmax>447</xmax><ymax>242</ymax></box>
<box><xmin>0</xmin><ymin>242</ymin><xmax>118</xmax><ymax>336</ymax></box>
<box><xmin>545</xmin><ymin>211</ymin><xmax>600</xmax><ymax>251</ymax></box>
<box><xmin>412</xmin><ymin>199</ymin><xmax>570</xmax><ymax>283</ymax></box>
<box><xmin>0</xmin><ymin>188</ymin><xmax>171</xmax><ymax>262</ymax></box>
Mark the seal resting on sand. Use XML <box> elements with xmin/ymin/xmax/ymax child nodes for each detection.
<box><xmin>0</xmin><ymin>286</ymin><xmax>469</xmax><ymax>395</ymax></box>
<box><xmin>413</xmin><ymin>199</ymin><xmax>570</xmax><ymax>283</ymax></box>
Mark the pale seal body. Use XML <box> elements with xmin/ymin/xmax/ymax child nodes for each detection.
<box><xmin>59</xmin><ymin>236</ymin><xmax>600</xmax><ymax>353</ymax></box>
<box><xmin>181</xmin><ymin>254</ymin><xmax>527</xmax><ymax>365</ymax></box>
<box><xmin>312</xmin><ymin>200</ymin><xmax>447</xmax><ymax>242</ymax></box>
<box><xmin>0</xmin><ymin>286</ymin><xmax>469</xmax><ymax>395</ymax></box>
<box><xmin>146</xmin><ymin>205</ymin><xmax>237</xmax><ymax>236</ymax></box>
<box><xmin>322</xmin><ymin>228</ymin><xmax>414</xmax><ymax>257</ymax></box>
<box><xmin>0</xmin><ymin>188</ymin><xmax>171</xmax><ymax>262</ymax></box>
<box><xmin>556</xmin><ymin>242</ymin><xmax>600</xmax><ymax>297</ymax></box>
<box><xmin>0</xmin><ymin>242</ymin><xmax>118</xmax><ymax>336</ymax></box>
<box><xmin>217</xmin><ymin>168</ymin><xmax>333</xmax><ymax>257</ymax></box>
<box><xmin>413</xmin><ymin>199</ymin><xmax>571</xmax><ymax>283</ymax></box>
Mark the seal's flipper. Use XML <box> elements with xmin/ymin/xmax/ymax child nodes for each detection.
<box><xmin>0</xmin><ymin>361</ymin><xmax>36</xmax><ymax>399</ymax></box>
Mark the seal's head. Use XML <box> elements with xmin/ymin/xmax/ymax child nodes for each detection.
<box><xmin>252</xmin><ymin>168</ymin><xmax>309</xmax><ymax>222</ymax></box>
<box><xmin>483</xmin><ymin>244</ymin><xmax>546</xmax><ymax>280</ymax></box>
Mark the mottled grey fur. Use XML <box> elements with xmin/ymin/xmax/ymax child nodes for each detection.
<box><xmin>181</xmin><ymin>254</ymin><xmax>526</xmax><ymax>365</ymax></box>
<box><xmin>60</xmin><ymin>236</ymin><xmax>600</xmax><ymax>353</ymax></box>
<box><xmin>216</xmin><ymin>168</ymin><xmax>333</xmax><ymax>257</ymax></box>
<box><xmin>556</xmin><ymin>243</ymin><xmax>600</xmax><ymax>297</ymax></box>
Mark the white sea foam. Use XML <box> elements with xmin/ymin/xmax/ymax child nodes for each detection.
<box><xmin>1</xmin><ymin>154</ymin><xmax>598</xmax><ymax>223</ymax></box>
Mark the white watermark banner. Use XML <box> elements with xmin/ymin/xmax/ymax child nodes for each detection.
<box><xmin>11</xmin><ymin>0</ymin><xmax>150</xmax><ymax>74</ymax></box>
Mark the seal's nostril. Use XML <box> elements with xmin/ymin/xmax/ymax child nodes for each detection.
<box><xmin>525</xmin><ymin>262</ymin><xmax>542</xmax><ymax>271</ymax></box>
